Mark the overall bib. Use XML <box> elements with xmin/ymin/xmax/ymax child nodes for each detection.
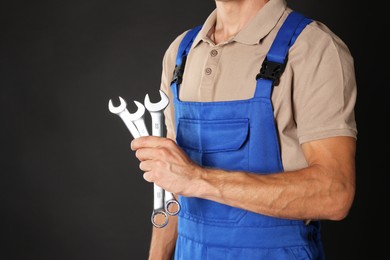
<box><xmin>170</xmin><ymin>12</ymin><xmax>325</xmax><ymax>260</ymax></box>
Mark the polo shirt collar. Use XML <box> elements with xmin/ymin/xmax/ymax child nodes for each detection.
<box><xmin>192</xmin><ymin>0</ymin><xmax>287</xmax><ymax>47</ymax></box>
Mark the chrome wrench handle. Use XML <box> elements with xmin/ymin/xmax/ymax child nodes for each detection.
<box><xmin>150</xmin><ymin>167</ymin><xmax>168</xmax><ymax>228</ymax></box>
<box><xmin>150</xmin><ymin>152</ymin><xmax>168</xmax><ymax>228</ymax></box>
<box><xmin>145</xmin><ymin>91</ymin><xmax>181</xmax><ymax>216</ymax></box>
<box><xmin>149</xmin><ymin>110</ymin><xmax>180</xmax><ymax>216</ymax></box>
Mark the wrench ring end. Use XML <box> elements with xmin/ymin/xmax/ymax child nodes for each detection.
<box><xmin>151</xmin><ymin>209</ymin><xmax>169</xmax><ymax>228</ymax></box>
<box><xmin>165</xmin><ymin>200</ymin><xmax>181</xmax><ymax>216</ymax></box>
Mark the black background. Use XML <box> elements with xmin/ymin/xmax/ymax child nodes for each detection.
<box><xmin>1</xmin><ymin>1</ymin><xmax>385</xmax><ymax>259</ymax></box>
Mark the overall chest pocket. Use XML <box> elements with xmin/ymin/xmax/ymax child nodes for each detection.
<box><xmin>176</xmin><ymin>118</ymin><xmax>250</xmax><ymax>224</ymax></box>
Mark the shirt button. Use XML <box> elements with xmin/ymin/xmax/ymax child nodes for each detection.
<box><xmin>210</xmin><ymin>49</ymin><xmax>218</xmax><ymax>57</ymax></box>
<box><xmin>205</xmin><ymin>68</ymin><xmax>212</xmax><ymax>75</ymax></box>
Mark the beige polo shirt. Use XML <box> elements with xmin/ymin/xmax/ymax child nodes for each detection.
<box><xmin>160</xmin><ymin>0</ymin><xmax>357</xmax><ymax>172</ymax></box>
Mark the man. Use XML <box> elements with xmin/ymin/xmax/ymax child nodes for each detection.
<box><xmin>131</xmin><ymin>0</ymin><xmax>357</xmax><ymax>259</ymax></box>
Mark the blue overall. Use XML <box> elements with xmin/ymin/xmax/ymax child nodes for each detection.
<box><xmin>170</xmin><ymin>12</ymin><xmax>325</xmax><ymax>259</ymax></box>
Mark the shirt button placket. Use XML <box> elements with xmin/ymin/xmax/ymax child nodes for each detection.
<box><xmin>200</xmin><ymin>47</ymin><xmax>221</xmax><ymax>100</ymax></box>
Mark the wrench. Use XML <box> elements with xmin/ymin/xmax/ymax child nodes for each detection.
<box><xmin>144</xmin><ymin>90</ymin><xmax>181</xmax><ymax>217</ymax></box>
<box><xmin>108</xmin><ymin>96</ymin><xmax>141</xmax><ymax>139</ymax></box>
<box><xmin>108</xmin><ymin>96</ymin><xmax>168</xmax><ymax>228</ymax></box>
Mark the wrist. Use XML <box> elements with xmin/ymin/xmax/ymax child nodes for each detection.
<box><xmin>191</xmin><ymin>167</ymin><xmax>223</xmax><ymax>200</ymax></box>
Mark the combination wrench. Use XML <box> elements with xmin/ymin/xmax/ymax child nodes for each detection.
<box><xmin>144</xmin><ymin>90</ymin><xmax>181</xmax><ymax>217</ymax></box>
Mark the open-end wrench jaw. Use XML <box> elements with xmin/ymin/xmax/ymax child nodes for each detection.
<box><xmin>128</xmin><ymin>100</ymin><xmax>146</xmax><ymax>121</ymax></box>
<box><xmin>108</xmin><ymin>96</ymin><xmax>141</xmax><ymax>139</ymax></box>
<box><xmin>144</xmin><ymin>90</ymin><xmax>169</xmax><ymax>112</ymax></box>
<box><xmin>108</xmin><ymin>96</ymin><xmax>127</xmax><ymax>114</ymax></box>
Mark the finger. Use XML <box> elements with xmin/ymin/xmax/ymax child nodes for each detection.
<box><xmin>139</xmin><ymin>160</ymin><xmax>153</xmax><ymax>172</ymax></box>
<box><xmin>135</xmin><ymin>147</ymin><xmax>163</xmax><ymax>161</ymax></box>
<box><xmin>131</xmin><ymin>136</ymin><xmax>162</xmax><ymax>151</ymax></box>
<box><xmin>141</xmin><ymin>163</ymin><xmax>161</xmax><ymax>183</ymax></box>
<box><xmin>131</xmin><ymin>136</ymin><xmax>176</xmax><ymax>151</ymax></box>
<box><xmin>142</xmin><ymin>171</ymin><xmax>153</xmax><ymax>183</ymax></box>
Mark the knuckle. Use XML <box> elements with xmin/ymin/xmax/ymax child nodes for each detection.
<box><xmin>163</xmin><ymin>138</ymin><xmax>175</xmax><ymax>147</ymax></box>
<box><xmin>156</xmin><ymin>147</ymin><xmax>167</xmax><ymax>157</ymax></box>
<box><xmin>155</xmin><ymin>160</ymin><xmax>165</xmax><ymax>168</ymax></box>
<box><xmin>135</xmin><ymin>137</ymin><xmax>145</xmax><ymax>146</ymax></box>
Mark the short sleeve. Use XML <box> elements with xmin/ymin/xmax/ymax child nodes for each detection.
<box><xmin>160</xmin><ymin>31</ymin><xmax>188</xmax><ymax>140</ymax></box>
<box><xmin>291</xmin><ymin>22</ymin><xmax>358</xmax><ymax>144</ymax></box>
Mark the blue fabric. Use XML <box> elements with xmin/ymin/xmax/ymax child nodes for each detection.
<box><xmin>266</xmin><ymin>12</ymin><xmax>312</xmax><ymax>64</ymax></box>
<box><xmin>175</xmin><ymin>25</ymin><xmax>202</xmax><ymax>66</ymax></box>
<box><xmin>170</xmin><ymin>11</ymin><xmax>325</xmax><ymax>260</ymax></box>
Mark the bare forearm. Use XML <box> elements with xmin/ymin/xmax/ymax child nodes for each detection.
<box><xmin>194</xmin><ymin>165</ymin><xmax>350</xmax><ymax>220</ymax></box>
<box><xmin>148</xmin><ymin>215</ymin><xmax>178</xmax><ymax>260</ymax></box>
<box><xmin>190</xmin><ymin>138</ymin><xmax>356</xmax><ymax>221</ymax></box>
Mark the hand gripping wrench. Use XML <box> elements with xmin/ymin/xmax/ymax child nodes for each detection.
<box><xmin>108</xmin><ymin>96</ymin><xmax>168</xmax><ymax>228</ymax></box>
<box><xmin>144</xmin><ymin>90</ymin><xmax>181</xmax><ymax>217</ymax></box>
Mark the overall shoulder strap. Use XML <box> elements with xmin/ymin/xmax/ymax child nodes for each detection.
<box><xmin>171</xmin><ymin>25</ymin><xmax>202</xmax><ymax>86</ymax></box>
<box><xmin>255</xmin><ymin>11</ymin><xmax>312</xmax><ymax>98</ymax></box>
